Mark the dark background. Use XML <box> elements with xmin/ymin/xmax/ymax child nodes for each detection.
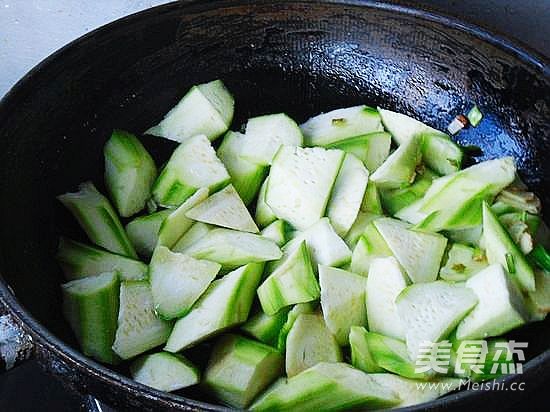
<box><xmin>0</xmin><ymin>0</ymin><xmax>548</xmax><ymax>411</ymax></box>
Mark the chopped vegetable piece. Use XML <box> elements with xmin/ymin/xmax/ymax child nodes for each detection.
<box><xmin>62</xmin><ymin>271</ymin><xmax>120</xmax><ymax>364</ymax></box>
<box><xmin>130</xmin><ymin>352</ymin><xmax>199</xmax><ymax>392</ymax></box>
<box><xmin>326</xmin><ymin>154</ymin><xmax>369</xmax><ymax>237</ymax></box>
<box><xmin>380</xmin><ymin>167</ymin><xmax>438</xmax><ymax>215</ymax></box>
<box><xmin>240</xmin><ymin>113</ymin><xmax>303</xmax><ymax>165</ymax></box>
<box><xmin>151</xmin><ymin>134</ymin><xmax>230</xmax><ymax>207</ymax></box>
<box><xmin>344</xmin><ymin>211</ymin><xmax>381</xmax><ymax>249</ymax></box>
<box><xmin>242</xmin><ymin>307</ymin><xmax>290</xmax><ymax>347</ymax></box>
<box><xmin>57</xmin><ymin>237</ymin><xmax>147</xmax><ymax>281</ymax></box>
<box><xmin>149</xmin><ymin>246</ymin><xmax>221</xmax><ymax>319</ymax></box>
<box><xmin>58</xmin><ymin>182</ymin><xmax>137</xmax><ymax>258</ymax></box>
<box><xmin>266</xmin><ymin>146</ymin><xmax>345</xmax><ymax>230</ymax></box>
<box><xmin>165</xmin><ymin>263</ymin><xmax>263</xmax><ymax>352</ymax></box>
<box><xmin>251</xmin><ymin>362</ymin><xmax>400</xmax><ymax>411</ymax></box>
<box><xmin>285</xmin><ymin>313</ymin><xmax>342</xmax><ymax>377</ymax></box>
<box><xmin>112</xmin><ymin>280</ymin><xmax>172</xmax><ymax>360</ymax></box>
<box><xmin>530</xmin><ymin>244</ymin><xmax>550</xmax><ymax>272</ymax></box>
<box><xmin>125</xmin><ymin>209</ymin><xmax>171</xmax><ymax>258</ymax></box>
<box><xmin>185</xmin><ymin>184</ymin><xmax>259</xmax><ymax>233</ymax></box>
<box><xmin>325</xmin><ymin>131</ymin><xmax>391</xmax><ymax>171</ymax></box>
<box><xmin>260</xmin><ymin>220</ymin><xmax>288</xmax><ymax>247</ymax></box>
<box><xmin>456</xmin><ymin>264</ymin><xmax>527</xmax><ymax>340</ymax></box>
<box><xmin>526</xmin><ymin>269</ymin><xmax>550</xmax><ymax>320</ymax></box>
<box><xmin>319</xmin><ymin>265</ymin><xmax>367</xmax><ymax>345</ymax></box>
<box><xmin>300</xmin><ymin>105</ymin><xmax>383</xmax><ymax>146</ymax></box>
<box><xmin>466</xmin><ymin>105</ymin><xmax>483</xmax><ymax>127</ymax></box>
<box><xmin>217</xmin><ymin>130</ymin><xmax>267</xmax><ymax>205</ymax></box>
<box><xmin>255</xmin><ymin>177</ymin><xmax>277</xmax><ymax>228</ymax></box>
<box><xmin>203</xmin><ymin>334</ymin><xmax>284</xmax><ymax>408</ymax></box>
<box><xmin>447</xmin><ymin>115</ymin><xmax>468</xmax><ymax>135</ymax></box>
<box><xmin>439</xmin><ymin>243</ymin><xmax>488</xmax><ymax>281</ymax></box>
<box><xmin>396</xmin><ymin>281</ymin><xmax>478</xmax><ymax>359</ymax></box>
<box><xmin>366</xmin><ymin>257</ymin><xmax>409</xmax><ymax>340</ymax></box>
<box><xmin>104</xmin><ymin>130</ymin><xmax>157</xmax><ymax>217</ymax></box>
<box><xmin>277</xmin><ymin>302</ymin><xmax>316</xmax><ymax>351</ymax></box>
<box><xmin>350</xmin><ymin>221</ymin><xmax>393</xmax><ymax>276</ymax></box>
<box><xmin>146</xmin><ymin>79</ymin><xmax>234</xmax><ymax>142</ymax></box>
<box><xmin>257</xmin><ymin>241</ymin><xmax>319</xmax><ymax>315</ymax></box>
<box><xmin>349</xmin><ymin>326</ymin><xmax>384</xmax><ymax>373</ymax></box>
<box><xmin>171</xmin><ymin>221</ymin><xmax>213</xmax><ymax>254</ymax></box>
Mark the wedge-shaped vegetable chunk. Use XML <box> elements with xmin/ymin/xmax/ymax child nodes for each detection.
<box><xmin>350</xmin><ymin>222</ymin><xmax>392</xmax><ymax>276</ymax></box>
<box><xmin>240</xmin><ymin>113</ymin><xmax>303</xmax><ymax>165</ymax></box>
<box><xmin>165</xmin><ymin>263</ymin><xmax>263</xmax><ymax>352</ymax></box>
<box><xmin>397</xmin><ymin>157</ymin><xmax>516</xmax><ymax>231</ymax></box>
<box><xmin>283</xmin><ymin>218</ymin><xmax>351</xmax><ymax>268</ymax></box>
<box><xmin>369</xmin><ymin>374</ymin><xmax>464</xmax><ymax>407</ymax></box>
<box><xmin>526</xmin><ymin>269</ymin><xmax>550</xmax><ymax>321</ymax></box>
<box><xmin>257</xmin><ymin>241</ymin><xmax>319</xmax><ymax>315</ymax></box>
<box><xmin>172</xmin><ymin>222</ymin><xmax>213</xmax><ymax>253</ymax></box>
<box><xmin>366</xmin><ymin>332</ymin><xmax>431</xmax><ymax>380</ymax></box>
<box><xmin>285</xmin><ymin>313</ymin><xmax>342</xmax><ymax>377</ymax></box>
<box><xmin>58</xmin><ymin>182</ymin><xmax>137</xmax><ymax>258</ymax></box>
<box><xmin>146</xmin><ymin>79</ymin><xmax>234</xmax><ymax>142</ymax></box>
<box><xmin>255</xmin><ymin>177</ymin><xmax>277</xmax><ymax>228</ymax></box>
<box><xmin>396</xmin><ymin>281</ymin><xmax>478</xmax><ymax>360</ymax></box>
<box><xmin>456</xmin><ymin>264</ymin><xmax>527</xmax><ymax>340</ymax></box>
<box><xmin>300</xmin><ymin>105</ymin><xmax>383</xmax><ymax>146</ymax></box>
<box><xmin>260</xmin><ymin>220</ymin><xmax>288</xmax><ymax>247</ymax></box>
<box><xmin>374</xmin><ymin>217</ymin><xmax>447</xmax><ymax>283</ymax></box>
<box><xmin>319</xmin><ymin>265</ymin><xmax>367</xmax><ymax>345</ymax></box>
<box><xmin>62</xmin><ymin>271</ymin><xmax>120</xmax><ymax>364</ymax></box>
<box><xmin>380</xmin><ymin>167</ymin><xmax>438</xmax><ymax>215</ymax></box>
<box><xmin>126</xmin><ymin>209</ymin><xmax>171</xmax><ymax>258</ymax></box>
<box><xmin>349</xmin><ymin>326</ymin><xmax>384</xmax><ymax>373</ymax></box>
<box><xmin>482</xmin><ymin>202</ymin><xmax>536</xmax><ymax>292</ymax></box>
<box><xmin>344</xmin><ymin>211</ymin><xmax>381</xmax><ymax>249</ymax></box>
<box><xmin>370</xmin><ymin>134</ymin><xmax>422</xmax><ymax>189</ymax></box>
<box><xmin>104</xmin><ymin>130</ymin><xmax>157</xmax><ymax>217</ymax></box>
<box><xmin>250</xmin><ymin>362</ymin><xmax>400</xmax><ymax>411</ymax></box>
<box><xmin>151</xmin><ymin>134</ymin><xmax>230</xmax><ymax>207</ymax></box>
<box><xmin>150</xmin><ymin>246</ymin><xmax>221</xmax><ymax>320</ymax></box>
<box><xmin>57</xmin><ymin>237</ymin><xmax>147</xmax><ymax>281</ymax></box>
<box><xmin>217</xmin><ymin>130</ymin><xmax>267</xmax><ymax>205</ymax></box>
<box><xmin>277</xmin><ymin>302</ymin><xmax>316</xmax><ymax>351</ymax></box>
<box><xmin>362</xmin><ymin>180</ymin><xmax>383</xmax><ymax>214</ymax></box>
<box><xmin>130</xmin><ymin>352</ymin><xmax>199</xmax><ymax>392</ymax></box>
<box><xmin>445</xmin><ymin>225</ymin><xmax>483</xmax><ymax>247</ymax></box>
<box><xmin>204</xmin><ymin>334</ymin><xmax>284</xmax><ymax>408</ymax></box>
<box><xmin>112</xmin><ymin>281</ymin><xmax>172</xmax><ymax>360</ymax></box>
<box><xmin>266</xmin><ymin>146</ymin><xmax>345</xmax><ymax>230</ymax></box>
<box><xmin>366</xmin><ymin>256</ymin><xmax>409</xmax><ymax>340</ymax></box>
<box><xmin>156</xmin><ymin>187</ymin><xmax>209</xmax><ymax>248</ymax></box>
<box><xmin>325</xmin><ymin>131</ymin><xmax>391</xmax><ymax>172</ymax></box>
<box><xmin>185</xmin><ymin>184</ymin><xmax>258</xmax><ymax>233</ymax></box>
<box><xmin>439</xmin><ymin>243</ymin><xmax>488</xmax><ymax>281</ymax></box>
<box><xmin>242</xmin><ymin>307</ymin><xmax>290</xmax><ymax>347</ymax></box>
<box><xmin>326</xmin><ymin>154</ymin><xmax>369</xmax><ymax>237</ymax></box>
<box><xmin>377</xmin><ymin>108</ymin><xmax>462</xmax><ymax>175</ymax></box>
<box><xmin>185</xmin><ymin>228</ymin><xmax>281</xmax><ymax>270</ymax></box>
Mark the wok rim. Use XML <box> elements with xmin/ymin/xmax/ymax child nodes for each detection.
<box><xmin>0</xmin><ymin>0</ymin><xmax>548</xmax><ymax>409</ymax></box>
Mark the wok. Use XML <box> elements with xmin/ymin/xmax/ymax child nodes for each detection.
<box><xmin>0</xmin><ymin>0</ymin><xmax>549</xmax><ymax>410</ymax></box>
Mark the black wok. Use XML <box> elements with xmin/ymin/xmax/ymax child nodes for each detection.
<box><xmin>0</xmin><ymin>1</ymin><xmax>548</xmax><ymax>410</ymax></box>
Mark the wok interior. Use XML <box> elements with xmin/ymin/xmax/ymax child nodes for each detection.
<box><xmin>0</xmin><ymin>0</ymin><xmax>548</xmax><ymax>399</ymax></box>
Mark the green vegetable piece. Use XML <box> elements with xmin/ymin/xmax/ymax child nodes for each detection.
<box><xmin>466</xmin><ymin>105</ymin><xmax>483</xmax><ymax>127</ymax></box>
<box><xmin>104</xmin><ymin>130</ymin><xmax>157</xmax><ymax>217</ymax></box>
<box><xmin>260</xmin><ymin>220</ymin><xmax>288</xmax><ymax>247</ymax></box>
<box><xmin>185</xmin><ymin>184</ymin><xmax>259</xmax><ymax>233</ymax></box>
<box><xmin>125</xmin><ymin>209</ymin><xmax>171</xmax><ymax>258</ymax></box>
<box><xmin>482</xmin><ymin>202</ymin><xmax>535</xmax><ymax>291</ymax></box>
<box><xmin>319</xmin><ymin>265</ymin><xmax>367</xmax><ymax>345</ymax></box>
<box><xmin>57</xmin><ymin>237</ymin><xmax>147</xmax><ymax>281</ymax></box>
<box><xmin>350</xmin><ymin>221</ymin><xmax>392</xmax><ymax>276</ymax></box>
<box><xmin>130</xmin><ymin>352</ymin><xmax>199</xmax><ymax>392</ymax></box>
<box><xmin>172</xmin><ymin>222</ymin><xmax>213</xmax><ymax>253</ymax></box>
<box><xmin>58</xmin><ymin>182</ymin><xmax>137</xmax><ymax>258</ymax></box>
<box><xmin>257</xmin><ymin>241</ymin><xmax>319</xmax><ymax>315</ymax></box>
<box><xmin>456</xmin><ymin>264</ymin><xmax>527</xmax><ymax>340</ymax></box>
<box><xmin>151</xmin><ymin>134</ymin><xmax>230</xmax><ymax>207</ymax></box>
<box><xmin>250</xmin><ymin>362</ymin><xmax>400</xmax><ymax>411</ymax></box>
<box><xmin>277</xmin><ymin>302</ymin><xmax>316</xmax><ymax>351</ymax></box>
<box><xmin>349</xmin><ymin>326</ymin><xmax>384</xmax><ymax>373</ymax></box>
<box><xmin>164</xmin><ymin>263</ymin><xmax>263</xmax><ymax>352</ymax></box>
<box><xmin>300</xmin><ymin>105</ymin><xmax>383</xmax><ymax>146</ymax></box>
<box><xmin>380</xmin><ymin>167</ymin><xmax>438</xmax><ymax>215</ymax></box>
<box><xmin>217</xmin><ymin>130</ymin><xmax>267</xmax><ymax>205</ymax></box>
<box><xmin>242</xmin><ymin>307</ymin><xmax>290</xmax><ymax>347</ymax></box>
<box><xmin>325</xmin><ymin>131</ymin><xmax>391</xmax><ymax>172</ymax></box>
<box><xmin>440</xmin><ymin>243</ymin><xmax>488</xmax><ymax>281</ymax></box>
<box><xmin>62</xmin><ymin>271</ymin><xmax>120</xmax><ymax>364</ymax></box>
<box><xmin>149</xmin><ymin>246</ymin><xmax>221</xmax><ymax>320</ymax></box>
<box><xmin>203</xmin><ymin>334</ymin><xmax>284</xmax><ymax>408</ymax></box>
<box><xmin>255</xmin><ymin>177</ymin><xmax>277</xmax><ymax>228</ymax></box>
<box><xmin>285</xmin><ymin>313</ymin><xmax>342</xmax><ymax>377</ymax></box>
<box><xmin>112</xmin><ymin>281</ymin><xmax>172</xmax><ymax>360</ymax></box>
<box><xmin>344</xmin><ymin>211</ymin><xmax>381</xmax><ymax>249</ymax></box>
<box><xmin>146</xmin><ymin>79</ymin><xmax>234</xmax><ymax>142</ymax></box>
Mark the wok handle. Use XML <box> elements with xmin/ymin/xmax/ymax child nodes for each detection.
<box><xmin>0</xmin><ymin>295</ymin><xmax>34</xmax><ymax>373</ymax></box>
